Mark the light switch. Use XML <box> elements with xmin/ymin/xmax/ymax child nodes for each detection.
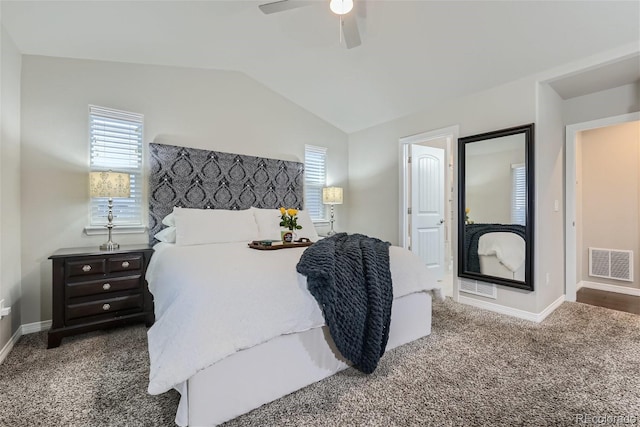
<box><xmin>554</xmin><ymin>200</ymin><xmax>559</xmax><ymax>212</ymax></box>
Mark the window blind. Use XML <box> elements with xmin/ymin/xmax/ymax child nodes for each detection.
<box><xmin>511</xmin><ymin>163</ymin><xmax>526</xmax><ymax>225</ymax></box>
<box><xmin>304</xmin><ymin>145</ymin><xmax>327</xmax><ymax>221</ymax></box>
<box><xmin>89</xmin><ymin>105</ymin><xmax>144</xmax><ymax>226</ymax></box>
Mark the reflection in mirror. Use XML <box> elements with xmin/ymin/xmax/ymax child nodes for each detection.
<box><xmin>458</xmin><ymin>124</ymin><xmax>534</xmax><ymax>291</ymax></box>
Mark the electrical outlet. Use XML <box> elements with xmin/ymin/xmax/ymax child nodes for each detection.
<box><xmin>0</xmin><ymin>299</ymin><xmax>11</xmax><ymax>318</ymax></box>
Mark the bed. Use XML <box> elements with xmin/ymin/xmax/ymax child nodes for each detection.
<box><xmin>478</xmin><ymin>232</ymin><xmax>525</xmax><ymax>280</ymax></box>
<box><xmin>145</xmin><ymin>143</ymin><xmax>442</xmax><ymax>426</ymax></box>
<box><xmin>464</xmin><ymin>223</ymin><xmax>526</xmax><ymax>281</ymax></box>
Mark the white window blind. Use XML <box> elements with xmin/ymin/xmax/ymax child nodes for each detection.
<box><xmin>511</xmin><ymin>163</ymin><xmax>526</xmax><ymax>225</ymax></box>
<box><xmin>304</xmin><ymin>145</ymin><xmax>327</xmax><ymax>221</ymax></box>
<box><xmin>89</xmin><ymin>105</ymin><xmax>143</xmax><ymax>227</ymax></box>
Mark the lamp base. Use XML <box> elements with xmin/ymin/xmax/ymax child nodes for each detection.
<box><xmin>326</xmin><ymin>230</ymin><xmax>337</xmax><ymax>236</ymax></box>
<box><xmin>101</xmin><ymin>204</ymin><xmax>119</xmax><ymax>250</ymax></box>
<box><xmin>100</xmin><ymin>241</ymin><xmax>120</xmax><ymax>251</ymax></box>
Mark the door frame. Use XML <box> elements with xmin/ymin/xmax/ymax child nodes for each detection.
<box><xmin>564</xmin><ymin>112</ymin><xmax>639</xmax><ymax>301</ymax></box>
<box><xmin>399</xmin><ymin>126</ymin><xmax>459</xmax><ymax>281</ymax></box>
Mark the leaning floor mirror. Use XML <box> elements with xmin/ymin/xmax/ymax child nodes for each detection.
<box><xmin>458</xmin><ymin>123</ymin><xmax>534</xmax><ymax>291</ymax></box>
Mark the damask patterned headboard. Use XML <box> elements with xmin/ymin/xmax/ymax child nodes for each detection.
<box><xmin>148</xmin><ymin>143</ymin><xmax>304</xmax><ymax>244</ymax></box>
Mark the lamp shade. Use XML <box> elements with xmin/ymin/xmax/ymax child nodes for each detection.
<box><xmin>90</xmin><ymin>171</ymin><xmax>131</xmax><ymax>198</ymax></box>
<box><xmin>329</xmin><ymin>0</ymin><xmax>353</xmax><ymax>15</ymax></box>
<box><xmin>322</xmin><ymin>187</ymin><xmax>343</xmax><ymax>205</ymax></box>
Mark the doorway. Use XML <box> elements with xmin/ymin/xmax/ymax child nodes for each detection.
<box><xmin>565</xmin><ymin>112</ymin><xmax>640</xmax><ymax>301</ymax></box>
<box><xmin>399</xmin><ymin>126</ymin><xmax>459</xmax><ymax>299</ymax></box>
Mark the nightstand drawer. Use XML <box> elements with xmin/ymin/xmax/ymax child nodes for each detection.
<box><xmin>108</xmin><ymin>255</ymin><xmax>143</xmax><ymax>273</ymax></box>
<box><xmin>66</xmin><ymin>294</ymin><xmax>143</xmax><ymax>321</ymax></box>
<box><xmin>67</xmin><ymin>259</ymin><xmax>106</xmax><ymax>278</ymax></box>
<box><xmin>66</xmin><ymin>276</ymin><xmax>142</xmax><ymax>299</ymax></box>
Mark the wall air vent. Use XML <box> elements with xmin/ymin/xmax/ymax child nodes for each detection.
<box><xmin>589</xmin><ymin>248</ymin><xmax>633</xmax><ymax>282</ymax></box>
<box><xmin>459</xmin><ymin>279</ymin><xmax>497</xmax><ymax>299</ymax></box>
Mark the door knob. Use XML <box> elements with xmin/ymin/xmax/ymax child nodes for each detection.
<box><xmin>439</xmin><ymin>219</ymin><xmax>445</xmax><ymax>224</ymax></box>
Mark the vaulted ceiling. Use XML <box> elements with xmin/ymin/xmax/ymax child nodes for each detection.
<box><xmin>2</xmin><ymin>1</ymin><xmax>639</xmax><ymax>132</ymax></box>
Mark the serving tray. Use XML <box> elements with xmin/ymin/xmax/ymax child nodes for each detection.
<box><xmin>248</xmin><ymin>241</ymin><xmax>313</xmax><ymax>250</ymax></box>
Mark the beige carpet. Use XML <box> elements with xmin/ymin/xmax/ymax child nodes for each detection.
<box><xmin>0</xmin><ymin>299</ymin><xmax>638</xmax><ymax>427</ymax></box>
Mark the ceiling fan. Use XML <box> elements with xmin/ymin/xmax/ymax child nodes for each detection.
<box><xmin>258</xmin><ymin>0</ymin><xmax>362</xmax><ymax>49</ymax></box>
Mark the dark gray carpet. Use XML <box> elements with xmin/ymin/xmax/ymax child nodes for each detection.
<box><xmin>0</xmin><ymin>300</ymin><xmax>638</xmax><ymax>427</ymax></box>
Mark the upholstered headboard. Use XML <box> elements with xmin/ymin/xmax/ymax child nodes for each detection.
<box><xmin>148</xmin><ymin>143</ymin><xmax>304</xmax><ymax>244</ymax></box>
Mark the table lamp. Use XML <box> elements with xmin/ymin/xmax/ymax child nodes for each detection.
<box><xmin>90</xmin><ymin>171</ymin><xmax>131</xmax><ymax>250</ymax></box>
<box><xmin>322</xmin><ymin>186</ymin><xmax>343</xmax><ymax>236</ymax></box>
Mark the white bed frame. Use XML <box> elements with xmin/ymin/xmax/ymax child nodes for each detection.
<box><xmin>176</xmin><ymin>291</ymin><xmax>433</xmax><ymax>426</ymax></box>
<box><xmin>479</xmin><ymin>255</ymin><xmax>525</xmax><ymax>281</ymax></box>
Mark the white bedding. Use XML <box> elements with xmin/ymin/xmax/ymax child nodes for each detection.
<box><xmin>146</xmin><ymin>241</ymin><xmax>442</xmax><ymax>396</ymax></box>
<box><xmin>477</xmin><ymin>232</ymin><xmax>525</xmax><ymax>272</ymax></box>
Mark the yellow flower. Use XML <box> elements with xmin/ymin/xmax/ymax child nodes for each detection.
<box><xmin>287</xmin><ymin>208</ymin><xmax>298</xmax><ymax>217</ymax></box>
<box><xmin>465</xmin><ymin>207</ymin><xmax>470</xmax><ymax>214</ymax></box>
<box><xmin>279</xmin><ymin>207</ymin><xmax>286</xmax><ymax>215</ymax></box>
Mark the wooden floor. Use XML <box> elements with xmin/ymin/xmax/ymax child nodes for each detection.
<box><xmin>577</xmin><ymin>288</ymin><xmax>640</xmax><ymax>315</ymax></box>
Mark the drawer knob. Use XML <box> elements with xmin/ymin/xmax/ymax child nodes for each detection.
<box><xmin>102</xmin><ymin>304</ymin><xmax>111</xmax><ymax>311</ymax></box>
<box><xmin>102</xmin><ymin>283</ymin><xmax>111</xmax><ymax>291</ymax></box>
<box><xmin>82</xmin><ymin>265</ymin><xmax>92</xmax><ymax>272</ymax></box>
<box><xmin>121</xmin><ymin>261</ymin><xmax>130</xmax><ymax>268</ymax></box>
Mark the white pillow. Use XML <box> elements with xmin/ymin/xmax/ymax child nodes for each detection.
<box><xmin>251</xmin><ymin>207</ymin><xmax>282</xmax><ymax>240</ymax></box>
<box><xmin>295</xmin><ymin>209</ymin><xmax>320</xmax><ymax>241</ymax></box>
<box><xmin>162</xmin><ymin>211</ymin><xmax>176</xmax><ymax>227</ymax></box>
<box><xmin>174</xmin><ymin>208</ymin><xmax>259</xmax><ymax>246</ymax></box>
<box><xmin>154</xmin><ymin>226</ymin><xmax>176</xmax><ymax>243</ymax></box>
<box><xmin>251</xmin><ymin>207</ymin><xmax>319</xmax><ymax>241</ymax></box>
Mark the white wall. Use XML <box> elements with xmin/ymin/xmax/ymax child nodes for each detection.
<box><xmin>0</xmin><ymin>26</ymin><xmax>22</xmax><ymax>348</ymax></box>
<box><xmin>20</xmin><ymin>55</ymin><xmax>348</xmax><ymax>325</ymax></box>
<box><xmin>348</xmin><ymin>77</ymin><xmax>539</xmax><ymax>311</ymax></box>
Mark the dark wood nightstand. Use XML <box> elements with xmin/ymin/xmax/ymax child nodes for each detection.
<box><xmin>48</xmin><ymin>244</ymin><xmax>154</xmax><ymax>348</ymax></box>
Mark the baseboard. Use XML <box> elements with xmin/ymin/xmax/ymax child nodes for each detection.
<box><xmin>21</xmin><ymin>320</ymin><xmax>52</xmax><ymax>335</ymax></box>
<box><xmin>457</xmin><ymin>294</ymin><xmax>565</xmax><ymax>323</ymax></box>
<box><xmin>578</xmin><ymin>281</ymin><xmax>640</xmax><ymax>297</ymax></box>
<box><xmin>0</xmin><ymin>328</ymin><xmax>21</xmax><ymax>365</ymax></box>
<box><xmin>536</xmin><ymin>296</ymin><xmax>566</xmax><ymax>322</ymax></box>
<box><xmin>0</xmin><ymin>320</ymin><xmax>52</xmax><ymax>365</ymax></box>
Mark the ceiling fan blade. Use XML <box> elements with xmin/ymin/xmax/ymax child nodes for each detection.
<box><xmin>342</xmin><ymin>14</ymin><xmax>361</xmax><ymax>49</ymax></box>
<box><xmin>259</xmin><ymin>0</ymin><xmax>310</xmax><ymax>15</ymax></box>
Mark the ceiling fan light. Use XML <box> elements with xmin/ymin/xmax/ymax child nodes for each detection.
<box><xmin>330</xmin><ymin>0</ymin><xmax>353</xmax><ymax>15</ymax></box>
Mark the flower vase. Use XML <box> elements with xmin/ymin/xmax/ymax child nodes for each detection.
<box><xmin>281</xmin><ymin>229</ymin><xmax>294</xmax><ymax>243</ymax></box>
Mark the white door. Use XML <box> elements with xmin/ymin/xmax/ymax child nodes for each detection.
<box><xmin>410</xmin><ymin>144</ymin><xmax>445</xmax><ymax>280</ymax></box>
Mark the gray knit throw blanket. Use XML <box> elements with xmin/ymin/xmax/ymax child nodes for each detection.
<box><xmin>296</xmin><ymin>233</ymin><xmax>393</xmax><ymax>374</ymax></box>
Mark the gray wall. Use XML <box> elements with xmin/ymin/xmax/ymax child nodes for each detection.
<box><xmin>348</xmin><ymin>77</ymin><xmax>541</xmax><ymax>312</ymax></box>
<box><xmin>563</xmin><ymin>82</ymin><xmax>640</xmax><ymax>126</ymax></box>
<box><xmin>465</xmin><ymin>142</ymin><xmax>525</xmax><ymax>225</ymax></box>
<box><xmin>19</xmin><ymin>56</ymin><xmax>348</xmax><ymax>325</ymax></box>
<box><xmin>0</xmin><ymin>26</ymin><xmax>23</xmax><ymax>349</ymax></box>
<box><xmin>535</xmin><ymin>82</ymin><xmax>566</xmax><ymax>311</ymax></box>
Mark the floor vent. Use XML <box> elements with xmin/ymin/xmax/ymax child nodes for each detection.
<box><xmin>459</xmin><ymin>279</ymin><xmax>497</xmax><ymax>299</ymax></box>
<box><xmin>589</xmin><ymin>248</ymin><xmax>633</xmax><ymax>282</ymax></box>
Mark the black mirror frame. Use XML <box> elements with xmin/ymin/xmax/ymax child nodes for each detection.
<box><xmin>457</xmin><ymin>123</ymin><xmax>535</xmax><ymax>291</ymax></box>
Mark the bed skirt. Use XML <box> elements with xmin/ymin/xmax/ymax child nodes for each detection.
<box><xmin>177</xmin><ymin>291</ymin><xmax>433</xmax><ymax>426</ymax></box>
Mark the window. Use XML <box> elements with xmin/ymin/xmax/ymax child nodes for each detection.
<box><xmin>511</xmin><ymin>163</ymin><xmax>526</xmax><ymax>225</ymax></box>
<box><xmin>88</xmin><ymin>105</ymin><xmax>144</xmax><ymax>230</ymax></box>
<box><xmin>304</xmin><ymin>145</ymin><xmax>327</xmax><ymax>221</ymax></box>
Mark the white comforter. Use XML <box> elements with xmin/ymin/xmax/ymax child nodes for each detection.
<box><xmin>477</xmin><ymin>232</ymin><xmax>526</xmax><ymax>272</ymax></box>
<box><xmin>146</xmin><ymin>242</ymin><xmax>442</xmax><ymax>396</ymax></box>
